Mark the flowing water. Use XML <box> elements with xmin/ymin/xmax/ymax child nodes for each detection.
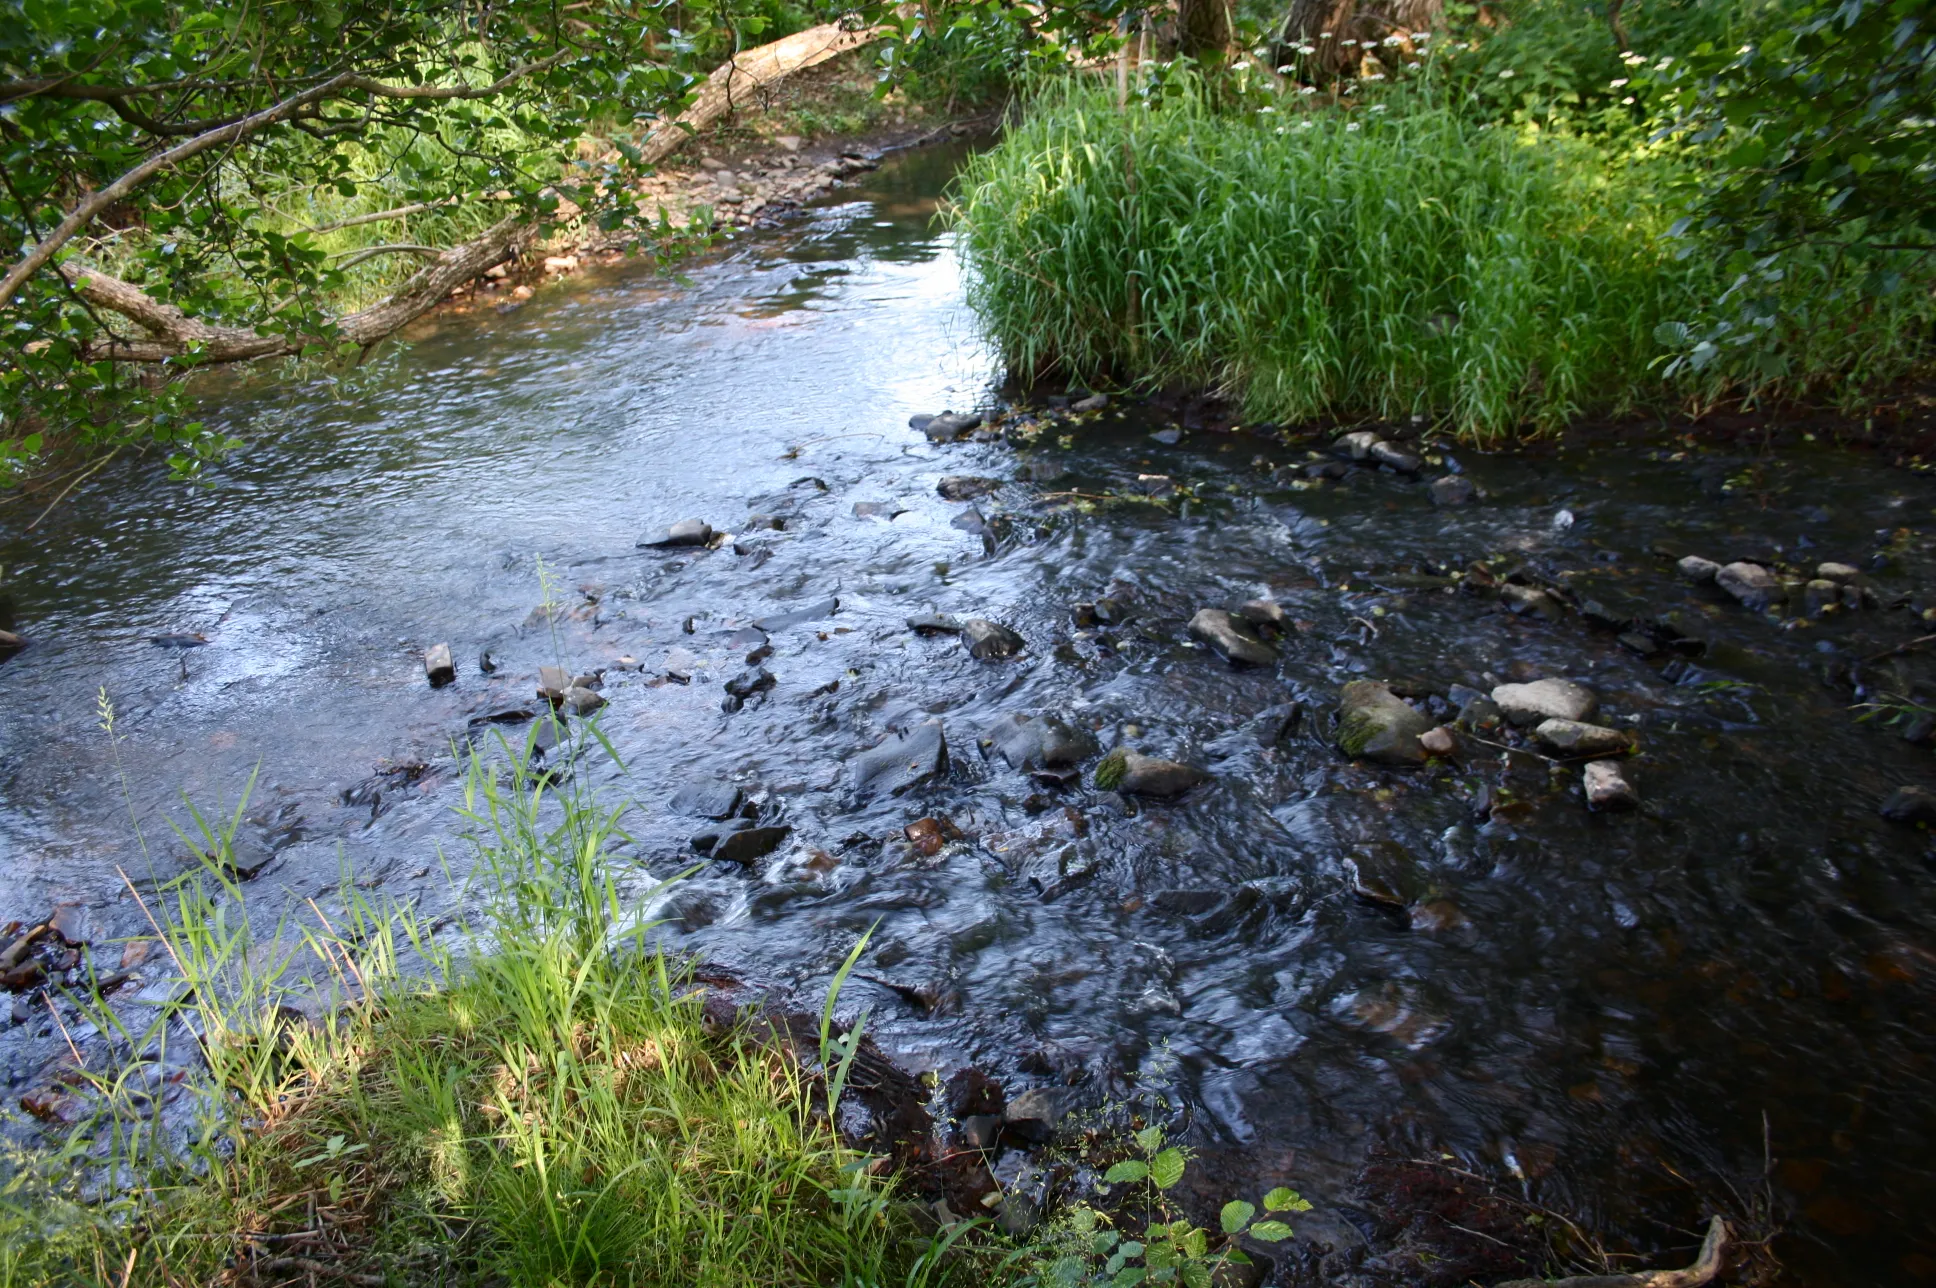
<box><xmin>4</xmin><ymin>141</ymin><xmax>1935</xmax><ymax>1285</ymax></box>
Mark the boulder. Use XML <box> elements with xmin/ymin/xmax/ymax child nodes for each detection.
<box><xmin>1716</xmin><ymin>561</ymin><xmax>1780</xmax><ymax>609</ymax></box>
<box><xmin>1491</xmin><ymin>679</ymin><xmax>1597</xmax><ymax>726</ymax></box>
<box><xmin>987</xmin><ymin>714</ymin><xmax>1099</xmax><ymax>770</ymax></box>
<box><xmin>1533</xmin><ymin>719</ymin><xmax>1632</xmax><ymax>757</ymax></box>
<box><xmin>938</xmin><ymin>476</ymin><xmax>1000</xmax><ymax>501</ymax></box>
<box><xmin>1334</xmin><ymin>681</ymin><xmax>1432</xmax><ymax>765</ymax></box>
<box><xmin>1583</xmin><ymin>759</ymin><xmax>1638</xmax><ymax>810</ymax></box>
<box><xmin>962</xmin><ymin>619</ymin><xmax>1025</xmax><ymax>660</ymax></box>
<box><xmin>1880</xmin><ymin>785</ymin><xmax>1936</xmax><ymax>825</ymax></box>
<box><xmin>1677</xmin><ymin>555</ymin><xmax>1721</xmax><ymax>583</ymax></box>
<box><xmin>1188</xmin><ymin>609</ymin><xmax>1277</xmax><ymax>667</ymax></box>
<box><xmin>852</xmin><ymin>721</ymin><xmax>948</xmax><ymax>797</ymax></box>
<box><xmin>639</xmin><ymin>518</ymin><xmax>713</xmax><ymax>548</ymax></box>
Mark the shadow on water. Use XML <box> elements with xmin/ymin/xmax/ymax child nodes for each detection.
<box><xmin>2</xmin><ymin>138</ymin><xmax>1935</xmax><ymax>1285</ymax></box>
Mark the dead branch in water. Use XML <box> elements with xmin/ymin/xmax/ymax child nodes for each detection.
<box><xmin>1494</xmin><ymin>1215</ymin><xmax>1729</xmax><ymax>1288</ymax></box>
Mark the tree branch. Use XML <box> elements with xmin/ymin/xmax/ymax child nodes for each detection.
<box><xmin>59</xmin><ymin>214</ymin><xmax>537</xmax><ymax>362</ymax></box>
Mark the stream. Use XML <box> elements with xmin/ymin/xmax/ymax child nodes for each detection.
<box><xmin>3</xmin><ymin>139</ymin><xmax>1934</xmax><ymax>1286</ymax></box>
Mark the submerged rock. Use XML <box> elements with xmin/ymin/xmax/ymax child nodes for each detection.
<box><xmin>1072</xmin><ymin>393</ymin><xmax>1109</xmax><ymax>413</ymax></box>
<box><xmin>1369</xmin><ymin>440</ymin><xmax>1421</xmax><ymax>474</ymax></box>
<box><xmin>913</xmin><ymin>411</ymin><xmax>981</xmax><ymax>442</ymax></box>
<box><xmin>561</xmin><ymin>685</ymin><xmax>606</xmax><ymax>715</ymax></box>
<box><xmin>1334</xmin><ymin>681</ymin><xmax>1432</xmax><ymax>766</ymax></box>
<box><xmin>753</xmin><ymin>597</ymin><xmax>838</xmax><ymax>632</ymax></box>
<box><xmin>907</xmin><ymin>612</ymin><xmax>963</xmax><ymax>635</ymax></box>
<box><xmin>938</xmin><ymin>476</ymin><xmax>1000</xmax><ymax>501</ymax></box>
<box><xmin>1717</xmin><ymin>561</ymin><xmax>1780</xmax><ymax>609</ymax></box>
<box><xmin>1491</xmin><ymin>679</ymin><xmax>1597</xmax><ymax>726</ymax></box>
<box><xmin>962</xmin><ymin>618</ymin><xmax>1025</xmax><ymax>660</ymax></box>
<box><xmin>1429</xmin><ymin>476</ymin><xmax>1475</xmax><ymax>506</ymax></box>
<box><xmin>1880</xmin><ymin>785</ymin><xmax>1936</xmax><ymax>825</ymax></box>
<box><xmin>1335</xmin><ymin>430</ymin><xmax>1381</xmax><ymax>460</ymax></box>
<box><xmin>852</xmin><ymin>721</ymin><xmax>948</xmax><ymax>797</ymax></box>
<box><xmin>1583</xmin><ymin>759</ymin><xmax>1638</xmax><ymax>810</ymax></box>
<box><xmin>670</xmin><ymin>781</ymin><xmax>744</xmax><ymax>820</ymax></box>
<box><xmin>714</xmin><ymin>825</ymin><xmax>791</xmax><ymax>864</ymax></box>
<box><xmin>639</xmin><ymin>518</ymin><xmax>713</xmax><ymax>548</ymax></box>
<box><xmin>1188</xmin><ymin>608</ymin><xmax>1277</xmax><ymax>666</ymax></box>
<box><xmin>986</xmin><ymin>714</ymin><xmax>1098</xmax><ymax>770</ymax></box>
<box><xmin>1534</xmin><ymin>718</ymin><xmax>1632</xmax><ymax>757</ymax></box>
<box><xmin>1817</xmin><ymin>561</ymin><xmax>1861</xmax><ymax>583</ymax></box>
<box><xmin>1499</xmin><ymin>584</ymin><xmax>1564</xmax><ymax>620</ymax></box>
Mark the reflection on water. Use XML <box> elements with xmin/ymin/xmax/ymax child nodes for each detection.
<box><xmin>2</xmin><ymin>139</ymin><xmax>1934</xmax><ymax>1285</ymax></box>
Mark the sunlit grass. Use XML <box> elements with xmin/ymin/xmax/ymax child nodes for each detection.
<box><xmin>948</xmin><ymin>76</ymin><xmax>1934</xmax><ymax>440</ymax></box>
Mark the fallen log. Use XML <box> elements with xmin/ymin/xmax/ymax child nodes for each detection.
<box><xmin>1494</xmin><ymin>1216</ymin><xmax>1729</xmax><ymax>1288</ymax></box>
<box><xmin>59</xmin><ymin>21</ymin><xmax>886</xmax><ymax>365</ymax></box>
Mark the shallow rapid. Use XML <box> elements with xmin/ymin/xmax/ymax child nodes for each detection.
<box><xmin>3</xmin><ymin>141</ymin><xmax>1934</xmax><ymax>1285</ymax></box>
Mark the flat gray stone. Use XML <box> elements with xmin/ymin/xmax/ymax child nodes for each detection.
<box><xmin>962</xmin><ymin>619</ymin><xmax>1024</xmax><ymax>660</ymax></box>
<box><xmin>1583</xmin><ymin>759</ymin><xmax>1637</xmax><ymax>810</ymax></box>
<box><xmin>1491</xmin><ymin>679</ymin><xmax>1597</xmax><ymax>726</ymax></box>
<box><xmin>1534</xmin><ymin>718</ymin><xmax>1631</xmax><ymax>757</ymax></box>
<box><xmin>670</xmin><ymin>782</ymin><xmax>744</xmax><ymax>819</ymax></box>
<box><xmin>852</xmin><ymin>720</ymin><xmax>948</xmax><ymax>798</ymax></box>
<box><xmin>714</xmin><ymin>825</ymin><xmax>791</xmax><ymax>864</ymax></box>
<box><xmin>1716</xmin><ymin>561</ymin><xmax>1780</xmax><ymax>609</ymax></box>
<box><xmin>639</xmin><ymin>518</ymin><xmax>713</xmax><ymax>548</ymax></box>
<box><xmin>986</xmin><ymin>714</ymin><xmax>1098</xmax><ymax>770</ymax></box>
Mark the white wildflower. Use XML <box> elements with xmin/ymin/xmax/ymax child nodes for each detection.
<box><xmin>1498</xmin><ymin>68</ymin><xmax>1516</xmax><ymax>78</ymax></box>
<box><xmin>1621</xmin><ymin>95</ymin><xmax>1636</xmax><ymax>104</ymax></box>
<box><xmin>1609</xmin><ymin>77</ymin><xmax>1628</xmax><ymax>87</ymax></box>
<box><xmin>1345</xmin><ymin>121</ymin><xmax>1361</xmax><ymax>131</ymax></box>
<box><xmin>1298</xmin><ymin>85</ymin><xmax>1318</xmax><ymax>95</ymax></box>
<box><xmin>1383</xmin><ymin>34</ymin><xmax>1405</xmax><ymax>46</ymax></box>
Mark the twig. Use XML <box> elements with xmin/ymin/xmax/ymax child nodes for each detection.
<box><xmin>329</xmin><ymin>243</ymin><xmax>443</xmax><ymax>269</ymax></box>
<box><xmin>1862</xmin><ymin>633</ymin><xmax>1936</xmax><ymax>664</ymax></box>
<box><xmin>27</xmin><ymin>446</ymin><xmax>121</xmax><ymax>529</ymax></box>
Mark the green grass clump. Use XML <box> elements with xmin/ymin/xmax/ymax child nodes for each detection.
<box><xmin>947</xmin><ymin>77</ymin><xmax>1933</xmax><ymax>440</ymax></box>
<box><xmin>0</xmin><ymin>727</ymin><xmax>939</xmax><ymax>1288</ymax></box>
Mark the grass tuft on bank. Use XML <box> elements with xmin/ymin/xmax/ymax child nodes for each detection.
<box><xmin>0</xmin><ymin>732</ymin><xmax>939</xmax><ymax>1288</ymax></box>
<box><xmin>947</xmin><ymin>77</ymin><xmax>1935</xmax><ymax>440</ymax></box>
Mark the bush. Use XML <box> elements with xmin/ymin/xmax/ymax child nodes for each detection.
<box><xmin>947</xmin><ymin>75</ymin><xmax>1934</xmax><ymax>439</ymax></box>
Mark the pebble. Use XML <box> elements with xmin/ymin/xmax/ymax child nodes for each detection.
<box><xmin>1419</xmin><ymin>726</ymin><xmax>1458</xmax><ymax>758</ymax></box>
<box><xmin>1491</xmin><ymin>679</ymin><xmax>1597</xmax><ymax>726</ymax></box>
<box><xmin>424</xmin><ymin>643</ymin><xmax>455</xmax><ymax>687</ymax></box>
<box><xmin>638</xmin><ymin>518</ymin><xmax>713</xmax><ymax>548</ymax></box>
<box><xmin>1583</xmin><ymin>759</ymin><xmax>1638</xmax><ymax>810</ymax></box>
<box><xmin>1534</xmin><ymin>718</ymin><xmax>1632</xmax><ymax>757</ymax></box>
<box><xmin>1716</xmin><ymin>561</ymin><xmax>1780</xmax><ymax>609</ymax></box>
<box><xmin>962</xmin><ymin>619</ymin><xmax>1025</xmax><ymax>660</ymax></box>
<box><xmin>1188</xmin><ymin>608</ymin><xmax>1277</xmax><ymax>667</ymax></box>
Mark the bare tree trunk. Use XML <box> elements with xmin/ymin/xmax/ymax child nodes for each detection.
<box><xmin>1175</xmin><ymin>0</ymin><xmax>1233</xmax><ymax>66</ymax></box>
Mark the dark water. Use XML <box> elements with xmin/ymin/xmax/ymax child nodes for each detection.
<box><xmin>4</xmin><ymin>141</ymin><xmax>1935</xmax><ymax>1285</ymax></box>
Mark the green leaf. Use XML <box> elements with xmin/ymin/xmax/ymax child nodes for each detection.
<box><xmin>1263</xmin><ymin>1187</ymin><xmax>1311</xmax><ymax>1212</ymax></box>
<box><xmin>1151</xmin><ymin>1148</ymin><xmax>1186</xmax><ymax>1190</ymax></box>
<box><xmin>1249</xmin><ymin>1220</ymin><xmax>1295</xmax><ymax>1242</ymax></box>
<box><xmin>1134</xmin><ymin>1125</ymin><xmax>1164</xmax><ymax>1152</ymax></box>
<box><xmin>1221</xmin><ymin>1201</ymin><xmax>1255</xmax><ymax>1234</ymax></box>
<box><xmin>1111</xmin><ymin>1269</ymin><xmax>1147</xmax><ymax>1288</ymax></box>
<box><xmin>1181</xmin><ymin>1265</ymin><xmax>1212</xmax><ymax>1288</ymax></box>
<box><xmin>1105</xmin><ymin>1160</ymin><xmax>1150</xmax><ymax>1184</ymax></box>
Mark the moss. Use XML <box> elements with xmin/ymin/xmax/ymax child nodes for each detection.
<box><xmin>1093</xmin><ymin>747</ymin><xmax>1129</xmax><ymax>790</ymax></box>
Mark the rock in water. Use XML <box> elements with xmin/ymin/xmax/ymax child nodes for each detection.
<box><xmin>1369</xmin><ymin>440</ymin><xmax>1421</xmax><ymax>474</ymax></box>
<box><xmin>1880</xmin><ymin>785</ymin><xmax>1936</xmax><ymax>825</ymax></box>
<box><xmin>852</xmin><ymin>721</ymin><xmax>948</xmax><ymax>797</ymax></box>
<box><xmin>1499</xmin><ymin>584</ymin><xmax>1564</xmax><ymax>620</ymax></box>
<box><xmin>962</xmin><ymin>619</ymin><xmax>1024</xmax><ymax>660</ymax></box>
<box><xmin>1429</xmin><ymin>476</ymin><xmax>1475</xmax><ymax>506</ymax></box>
<box><xmin>1817</xmin><ymin>561</ymin><xmax>1860</xmax><ymax>583</ymax></box>
<box><xmin>1419</xmin><ymin>726</ymin><xmax>1458</xmax><ymax>758</ymax></box>
<box><xmin>753</xmin><ymin>597</ymin><xmax>839</xmax><ymax>632</ymax></box>
<box><xmin>561</xmin><ymin>686</ymin><xmax>606</xmax><ymax>715</ymax></box>
<box><xmin>986</xmin><ymin>714</ymin><xmax>1098</xmax><ymax>770</ymax></box>
<box><xmin>724</xmin><ymin>667</ymin><xmax>774</xmax><ymax>700</ymax></box>
<box><xmin>1491</xmin><ymin>679</ymin><xmax>1597</xmax><ymax>726</ymax></box>
<box><xmin>937</xmin><ymin>476</ymin><xmax>1000</xmax><ymax>501</ymax></box>
<box><xmin>1716</xmin><ymin>561</ymin><xmax>1780</xmax><ymax>609</ymax></box>
<box><xmin>914</xmin><ymin>411</ymin><xmax>980</xmax><ymax>442</ymax></box>
<box><xmin>714</xmin><ymin>825</ymin><xmax>792</xmax><ymax>864</ymax></box>
<box><xmin>638</xmin><ymin>518</ymin><xmax>713</xmax><ymax>548</ymax></box>
<box><xmin>1533</xmin><ymin>718</ymin><xmax>1632</xmax><ymax>757</ymax></box>
<box><xmin>1106</xmin><ymin>750</ymin><xmax>1207</xmax><ymax>797</ymax></box>
<box><xmin>1188</xmin><ymin>609</ymin><xmax>1277</xmax><ymax>666</ymax></box>
<box><xmin>670</xmin><ymin>782</ymin><xmax>744</xmax><ymax>819</ymax></box>
<box><xmin>907</xmin><ymin>612</ymin><xmax>963</xmax><ymax>635</ymax></box>
<box><xmin>424</xmin><ymin>643</ymin><xmax>455</xmax><ymax>687</ymax></box>
<box><xmin>1334</xmin><ymin>430</ymin><xmax>1382</xmax><ymax>460</ymax></box>
<box><xmin>1333</xmin><ymin>681</ymin><xmax>1432</xmax><ymax>766</ymax></box>
<box><xmin>1583</xmin><ymin>759</ymin><xmax>1638</xmax><ymax>810</ymax></box>
<box><xmin>1677</xmin><ymin>555</ymin><xmax>1721</xmax><ymax>583</ymax></box>
<box><xmin>537</xmin><ymin>665</ymin><xmax>571</xmax><ymax>705</ymax></box>
<box><xmin>1072</xmin><ymin>393</ymin><xmax>1109</xmax><ymax>412</ymax></box>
